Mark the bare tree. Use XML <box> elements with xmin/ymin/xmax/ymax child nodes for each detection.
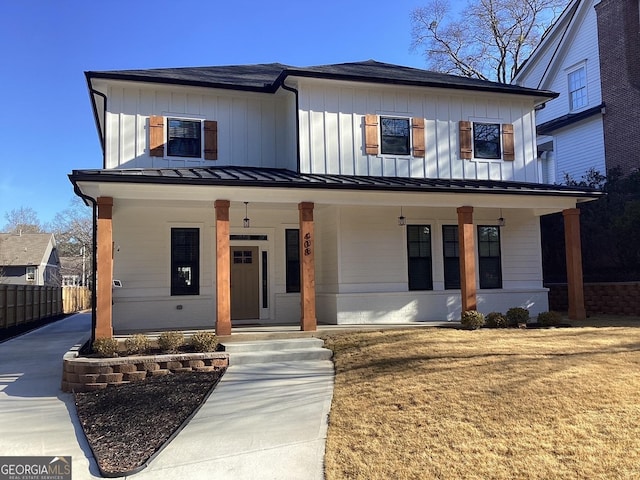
<box><xmin>2</xmin><ymin>207</ymin><xmax>44</xmax><ymax>234</ymax></box>
<box><xmin>49</xmin><ymin>198</ymin><xmax>93</xmax><ymax>286</ymax></box>
<box><xmin>411</xmin><ymin>0</ymin><xmax>568</xmax><ymax>83</ymax></box>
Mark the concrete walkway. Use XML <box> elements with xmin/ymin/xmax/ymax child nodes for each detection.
<box><xmin>0</xmin><ymin>313</ymin><xmax>335</xmax><ymax>479</ymax></box>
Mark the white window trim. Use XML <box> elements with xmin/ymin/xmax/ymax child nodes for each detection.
<box><xmin>161</xmin><ymin>113</ymin><xmax>206</xmax><ymax>160</ymax></box>
<box><xmin>375</xmin><ymin>111</ymin><xmax>417</xmax><ymax>158</ymax></box>
<box><xmin>469</xmin><ymin>117</ymin><xmax>506</xmax><ymax>163</ymax></box>
<box><xmin>566</xmin><ymin>61</ymin><xmax>588</xmax><ymax>112</ymax></box>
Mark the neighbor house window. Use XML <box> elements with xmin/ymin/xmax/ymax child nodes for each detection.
<box><xmin>443</xmin><ymin>225</ymin><xmax>460</xmax><ymax>289</ymax></box>
<box><xmin>171</xmin><ymin>228</ymin><xmax>199</xmax><ymax>295</ymax></box>
<box><xmin>473</xmin><ymin>123</ymin><xmax>501</xmax><ymax>159</ymax></box>
<box><xmin>167</xmin><ymin>118</ymin><xmax>202</xmax><ymax>157</ymax></box>
<box><xmin>285</xmin><ymin>229</ymin><xmax>300</xmax><ymax>293</ymax></box>
<box><xmin>381</xmin><ymin>117</ymin><xmax>410</xmax><ymax>155</ymax></box>
<box><xmin>26</xmin><ymin>266</ymin><xmax>36</xmax><ymax>282</ymax></box>
<box><xmin>568</xmin><ymin>66</ymin><xmax>587</xmax><ymax>111</ymax></box>
<box><xmin>407</xmin><ymin>225</ymin><xmax>433</xmax><ymax>290</ymax></box>
<box><xmin>478</xmin><ymin>226</ymin><xmax>502</xmax><ymax>289</ymax></box>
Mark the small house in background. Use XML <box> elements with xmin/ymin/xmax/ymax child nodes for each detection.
<box><xmin>0</xmin><ymin>233</ymin><xmax>61</xmax><ymax>286</ymax></box>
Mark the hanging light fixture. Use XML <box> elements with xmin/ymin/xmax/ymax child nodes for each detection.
<box><xmin>498</xmin><ymin>209</ymin><xmax>506</xmax><ymax>227</ymax></box>
<box><xmin>398</xmin><ymin>206</ymin><xmax>406</xmax><ymax>226</ymax></box>
<box><xmin>243</xmin><ymin>202</ymin><xmax>250</xmax><ymax>228</ymax></box>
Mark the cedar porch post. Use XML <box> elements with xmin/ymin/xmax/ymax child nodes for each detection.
<box><xmin>299</xmin><ymin>202</ymin><xmax>317</xmax><ymax>331</ymax></box>
<box><xmin>563</xmin><ymin>208</ymin><xmax>586</xmax><ymax>320</ymax></box>
<box><xmin>96</xmin><ymin>197</ymin><xmax>114</xmax><ymax>339</ymax></box>
<box><xmin>457</xmin><ymin>206</ymin><xmax>477</xmax><ymax>312</ymax></box>
<box><xmin>215</xmin><ymin>200</ymin><xmax>232</xmax><ymax>336</ymax></box>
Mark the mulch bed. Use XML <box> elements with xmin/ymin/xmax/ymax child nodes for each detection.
<box><xmin>75</xmin><ymin>370</ymin><xmax>225</xmax><ymax>477</ymax></box>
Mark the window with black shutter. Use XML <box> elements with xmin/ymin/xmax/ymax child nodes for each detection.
<box><xmin>443</xmin><ymin>225</ymin><xmax>461</xmax><ymax>289</ymax></box>
<box><xmin>478</xmin><ymin>226</ymin><xmax>502</xmax><ymax>289</ymax></box>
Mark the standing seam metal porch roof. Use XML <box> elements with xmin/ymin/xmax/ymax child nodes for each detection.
<box><xmin>69</xmin><ymin>166</ymin><xmax>601</xmax><ymax>199</ymax></box>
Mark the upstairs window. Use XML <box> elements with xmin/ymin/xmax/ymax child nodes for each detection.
<box><xmin>149</xmin><ymin>116</ymin><xmax>218</xmax><ymax>160</ymax></box>
<box><xmin>568</xmin><ymin>66</ymin><xmax>587</xmax><ymax>111</ymax></box>
<box><xmin>381</xmin><ymin>117</ymin><xmax>410</xmax><ymax>155</ymax></box>
<box><xmin>167</xmin><ymin>119</ymin><xmax>201</xmax><ymax>158</ymax></box>
<box><xmin>365</xmin><ymin>115</ymin><xmax>425</xmax><ymax>157</ymax></box>
<box><xmin>473</xmin><ymin>123</ymin><xmax>501</xmax><ymax>159</ymax></box>
<box><xmin>459</xmin><ymin>121</ymin><xmax>514</xmax><ymax>161</ymax></box>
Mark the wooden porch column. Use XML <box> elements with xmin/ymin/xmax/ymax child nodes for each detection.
<box><xmin>215</xmin><ymin>200</ymin><xmax>232</xmax><ymax>336</ymax></box>
<box><xmin>563</xmin><ymin>208</ymin><xmax>586</xmax><ymax>320</ymax></box>
<box><xmin>457</xmin><ymin>206</ymin><xmax>477</xmax><ymax>313</ymax></box>
<box><xmin>299</xmin><ymin>202</ymin><xmax>317</xmax><ymax>331</ymax></box>
<box><xmin>96</xmin><ymin>197</ymin><xmax>113</xmax><ymax>339</ymax></box>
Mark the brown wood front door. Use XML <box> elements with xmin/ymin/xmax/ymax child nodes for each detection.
<box><xmin>230</xmin><ymin>246</ymin><xmax>260</xmax><ymax>320</ymax></box>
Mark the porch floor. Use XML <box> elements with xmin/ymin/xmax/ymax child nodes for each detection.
<box><xmin>115</xmin><ymin>321</ymin><xmax>460</xmax><ymax>343</ymax></box>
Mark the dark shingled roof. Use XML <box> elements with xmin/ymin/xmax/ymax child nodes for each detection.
<box><xmin>86</xmin><ymin>60</ymin><xmax>558</xmax><ymax>99</ymax></box>
<box><xmin>69</xmin><ymin>166</ymin><xmax>600</xmax><ymax>199</ymax></box>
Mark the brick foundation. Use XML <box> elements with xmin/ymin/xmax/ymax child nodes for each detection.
<box><xmin>62</xmin><ymin>348</ymin><xmax>229</xmax><ymax>393</ymax></box>
<box><xmin>548</xmin><ymin>282</ymin><xmax>640</xmax><ymax>316</ymax></box>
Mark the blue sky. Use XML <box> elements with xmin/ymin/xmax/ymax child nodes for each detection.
<box><xmin>0</xmin><ymin>0</ymin><xmax>431</xmax><ymax>227</ymax></box>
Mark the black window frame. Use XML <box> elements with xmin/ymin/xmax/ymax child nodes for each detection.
<box><xmin>285</xmin><ymin>229</ymin><xmax>300</xmax><ymax>293</ymax></box>
<box><xmin>171</xmin><ymin>227</ymin><xmax>200</xmax><ymax>296</ymax></box>
<box><xmin>407</xmin><ymin>224</ymin><xmax>433</xmax><ymax>291</ymax></box>
<box><xmin>477</xmin><ymin>225</ymin><xmax>502</xmax><ymax>289</ymax></box>
<box><xmin>380</xmin><ymin>117</ymin><xmax>410</xmax><ymax>156</ymax></box>
<box><xmin>473</xmin><ymin>123</ymin><xmax>501</xmax><ymax>159</ymax></box>
<box><xmin>442</xmin><ymin>225</ymin><xmax>461</xmax><ymax>290</ymax></box>
<box><xmin>167</xmin><ymin>118</ymin><xmax>202</xmax><ymax>158</ymax></box>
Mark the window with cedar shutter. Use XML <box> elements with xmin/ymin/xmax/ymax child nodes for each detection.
<box><xmin>459</xmin><ymin>121</ymin><xmax>514</xmax><ymax>161</ymax></box>
<box><xmin>148</xmin><ymin>116</ymin><xmax>218</xmax><ymax>160</ymax></box>
<box><xmin>364</xmin><ymin>114</ymin><xmax>425</xmax><ymax>157</ymax></box>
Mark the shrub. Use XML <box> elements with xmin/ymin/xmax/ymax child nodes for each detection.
<box><xmin>506</xmin><ymin>307</ymin><xmax>529</xmax><ymax>327</ymax></box>
<box><xmin>537</xmin><ymin>311</ymin><xmax>563</xmax><ymax>327</ymax></box>
<box><xmin>461</xmin><ymin>310</ymin><xmax>485</xmax><ymax>330</ymax></box>
<box><xmin>485</xmin><ymin>311</ymin><xmax>508</xmax><ymax>328</ymax></box>
<box><xmin>124</xmin><ymin>334</ymin><xmax>150</xmax><ymax>355</ymax></box>
<box><xmin>158</xmin><ymin>331</ymin><xmax>184</xmax><ymax>353</ymax></box>
<box><xmin>191</xmin><ymin>331</ymin><xmax>218</xmax><ymax>352</ymax></box>
<box><xmin>92</xmin><ymin>338</ymin><xmax>119</xmax><ymax>357</ymax></box>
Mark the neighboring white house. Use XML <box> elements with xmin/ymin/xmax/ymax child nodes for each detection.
<box><xmin>70</xmin><ymin>60</ymin><xmax>599</xmax><ymax>338</ymax></box>
<box><xmin>0</xmin><ymin>233</ymin><xmax>61</xmax><ymax>286</ymax></box>
<box><xmin>514</xmin><ymin>0</ymin><xmax>640</xmax><ymax>183</ymax></box>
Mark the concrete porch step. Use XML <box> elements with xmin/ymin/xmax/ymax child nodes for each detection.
<box><xmin>219</xmin><ymin>338</ymin><xmax>333</xmax><ymax>365</ymax></box>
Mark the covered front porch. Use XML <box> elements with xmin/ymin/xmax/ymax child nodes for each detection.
<box><xmin>70</xmin><ymin>166</ymin><xmax>599</xmax><ymax>340</ymax></box>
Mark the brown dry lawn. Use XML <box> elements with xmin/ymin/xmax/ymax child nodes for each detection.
<box><xmin>322</xmin><ymin>317</ymin><xmax>640</xmax><ymax>480</ymax></box>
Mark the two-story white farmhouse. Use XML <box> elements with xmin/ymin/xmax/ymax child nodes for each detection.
<box><xmin>70</xmin><ymin>60</ymin><xmax>599</xmax><ymax>338</ymax></box>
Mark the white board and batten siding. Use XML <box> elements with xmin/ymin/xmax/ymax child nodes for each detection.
<box><xmin>103</xmin><ymin>83</ymin><xmax>296</xmax><ymax>171</ymax></box>
<box><xmin>296</xmin><ymin>79</ymin><xmax>541</xmax><ymax>183</ymax></box>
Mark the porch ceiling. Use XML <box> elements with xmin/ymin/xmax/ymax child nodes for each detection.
<box><xmin>70</xmin><ymin>166</ymin><xmax>601</xmax><ymax>215</ymax></box>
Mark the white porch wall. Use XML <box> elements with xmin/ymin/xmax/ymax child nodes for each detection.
<box><xmin>297</xmin><ymin>79</ymin><xmax>540</xmax><ymax>183</ymax></box>
<box><xmin>110</xmin><ymin>201</ymin><xmax>549</xmax><ymax>331</ymax></box>
<box><xmin>315</xmin><ymin>205</ymin><xmax>548</xmax><ymax>323</ymax></box>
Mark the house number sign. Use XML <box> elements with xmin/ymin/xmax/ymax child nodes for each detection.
<box><xmin>304</xmin><ymin>232</ymin><xmax>312</xmax><ymax>256</ymax></box>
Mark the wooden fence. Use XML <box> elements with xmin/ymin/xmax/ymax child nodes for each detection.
<box><xmin>0</xmin><ymin>285</ymin><xmax>91</xmax><ymax>330</ymax></box>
